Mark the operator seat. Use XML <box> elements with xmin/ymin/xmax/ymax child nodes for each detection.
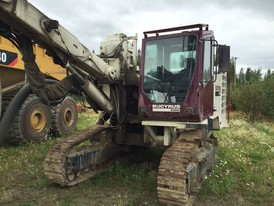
<box><xmin>185</xmin><ymin>58</ymin><xmax>195</xmax><ymax>78</ymax></box>
<box><xmin>177</xmin><ymin>58</ymin><xmax>195</xmax><ymax>81</ymax></box>
<box><xmin>172</xmin><ymin>58</ymin><xmax>195</xmax><ymax>102</ymax></box>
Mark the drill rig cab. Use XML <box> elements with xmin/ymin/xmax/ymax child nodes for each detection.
<box><xmin>139</xmin><ymin>24</ymin><xmax>230</xmax><ymax>146</ymax></box>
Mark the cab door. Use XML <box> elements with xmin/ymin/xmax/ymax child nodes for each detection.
<box><xmin>201</xmin><ymin>38</ymin><xmax>215</xmax><ymax>119</ymax></box>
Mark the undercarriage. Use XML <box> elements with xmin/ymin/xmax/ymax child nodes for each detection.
<box><xmin>44</xmin><ymin>125</ymin><xmax>130</xmax><ymax>186</ymax></box>
<box><xmin>44</xmin><ymin>125</ymin><xmax>218</xmax><ymax>206</ymax></box>
<box><xmin>158</xmin><ymin>130</ymin><xmax>218</xmax><ymax>205</ymax></box>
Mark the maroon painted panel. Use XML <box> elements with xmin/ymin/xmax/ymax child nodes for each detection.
<box><xmin>138</xmin><ymin>26</ymin><xmax>214</xmax><ymax>123</ymax></box>
<box><xmin>201</xmin><ymin>82</ymin><xmax>214</xmax><ymax>120</ymax></box>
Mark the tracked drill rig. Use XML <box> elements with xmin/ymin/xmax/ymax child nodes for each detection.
<box><xmin>0</xmin><ymin>0</ymin><xmax>230</xmax><ymax>205</ymax></box>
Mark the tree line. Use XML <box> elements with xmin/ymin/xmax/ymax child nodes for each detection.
<box><xmin>229</xmin><ymin>58</ymin><xmax>274</xmax><ymax>119</ymax></box>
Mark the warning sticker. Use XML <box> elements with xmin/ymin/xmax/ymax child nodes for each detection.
<box><xmin>0</xmin><ymin>49</ymin><xmax>18</xmax><ymax>67</ymax></box>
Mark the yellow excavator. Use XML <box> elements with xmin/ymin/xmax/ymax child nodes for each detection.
<box><xmin>0</xmin><ymin>35</ymin><xmax>78</xmax><ymax>145</ymax></box>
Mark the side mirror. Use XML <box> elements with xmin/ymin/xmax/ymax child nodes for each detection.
<box><xmin>218</xmin><ymin>45</ymin><xmax>230</xmax><ymax>73</ymax></box>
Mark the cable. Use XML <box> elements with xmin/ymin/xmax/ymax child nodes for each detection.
<box><xmin>101</xmin><ymin>40</ymin><xmax>125</xmax><ymax>58</ymax></box>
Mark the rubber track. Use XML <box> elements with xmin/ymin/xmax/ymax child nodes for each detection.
<box><xmin>44</xmin><ymin>124</ymin><xmax>111</xmax><ymax>186</ymax></box>
<box><xmin>157</xmin><ymin>134</ymin><xmax>200</xmax><ymax>206</ymax></box>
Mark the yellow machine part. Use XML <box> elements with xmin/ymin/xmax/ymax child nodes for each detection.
<box><xmin>0</xmin><ymin>35</ymin><xmax>67</xmax><ymax>89</ymax></box>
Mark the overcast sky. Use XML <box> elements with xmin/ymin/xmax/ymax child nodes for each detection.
<box><xmin>29</xmin><ymin>0</ymin><xmax>274</xmax><ymax>73</ymax></box>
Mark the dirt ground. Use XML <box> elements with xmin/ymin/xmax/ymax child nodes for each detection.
<box><xmin>1</xmin><ymin>183</ymin><xmax>252</xmax><ymax>206</ymax></box>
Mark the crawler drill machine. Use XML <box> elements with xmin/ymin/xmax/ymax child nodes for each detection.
<box><xmin>0</xmin><ymin>0</ymin><xmax>230</xmax><ymax>205</ymax></box>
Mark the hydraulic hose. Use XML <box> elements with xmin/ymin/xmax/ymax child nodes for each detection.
<box><xmin>45</xmin><ymin>78</ymin><xmax>82</xmax><ymax>96</ymax></box>
<box><xmin>0</xmin><ymin>84</ymin><xmax>32</xmax><ymax>146</ymax></box>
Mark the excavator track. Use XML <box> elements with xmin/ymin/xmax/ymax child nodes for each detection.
<box><xmin>44</xmin><ymin>124</ymin><xmax>113</xmax><ymax>186</ymax></box>
<box><xmin>157</xmin><ymin>130</ymin><xmax>217</xmax><ymax>206</ymax></box>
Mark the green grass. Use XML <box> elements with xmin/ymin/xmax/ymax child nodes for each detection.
<box><xmin>200</xmin><ymin>118</ymin><xmax>274</xmax><ymax>205</ymax></box>
<box><xmin>0</xmin><ymin>112</ymin><xmax>274</xmax><ymax>205</ymax></box>
<box><xmin>0</xmin><ymin>110</ymin><xmax>160</xmax><ymax>206</ymax></box>
<box><xmin>74</xmin><ymin>110</ymin><xmax>99</xmax><ymax>131</ymax></box>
